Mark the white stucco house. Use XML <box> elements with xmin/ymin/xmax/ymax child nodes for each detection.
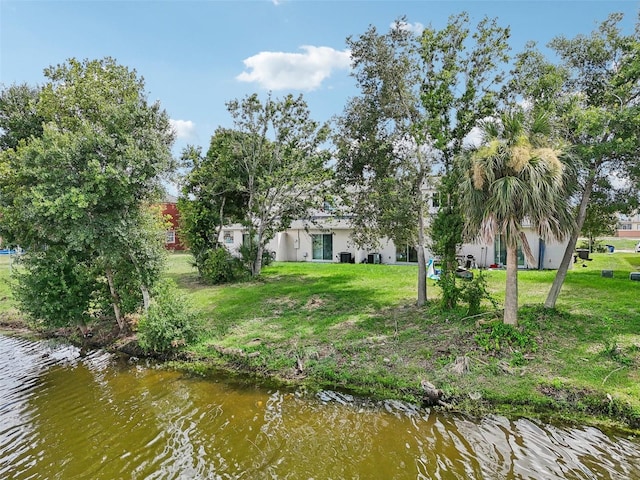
<box><xmin>218</xmin><ymin>194</ymin><xmax>570</xmax><ymax>270</ymax></box>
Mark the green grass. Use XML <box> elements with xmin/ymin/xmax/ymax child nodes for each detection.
<box><xmin>0</xmin><ymin>255</ymin><xmax>18</xmax><ymax>316</ymax></box>
<box><xmin>164</xmin><ymin>251</ymin><xmax>640</xmax><ymax>431</ymax></box>
<box><xmin>2</xmin><ymin>249</ymin><xmax>639</xmax><ymax>431</ymax></box>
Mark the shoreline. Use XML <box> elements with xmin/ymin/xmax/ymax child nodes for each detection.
<box><xmin>2</xmin><ymin>316</ymin><xmax>638</xmax><ymax>435</ymax></box>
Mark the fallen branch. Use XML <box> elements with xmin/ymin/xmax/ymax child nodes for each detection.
<box><xmin>602</xmin><ymin>366</ymin><xmax>626</xmax><ymax>385</ymax></box>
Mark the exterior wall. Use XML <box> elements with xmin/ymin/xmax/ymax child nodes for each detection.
<box><xmin>218</xmin><ymin>217</ymin><xmax>569</xmax><ymax>270</ymax></box>
<box><xmin>617</xmin><ymin>212</ymin><xmax>640</xmax><ymax>238</ymax></box>
<box><xmin>161</xmin><ymin>202</ymin><xmax>185</xmax><ymax>251</ymax></box>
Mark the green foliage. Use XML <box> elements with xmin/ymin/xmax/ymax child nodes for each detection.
<box><xmin>436</xmin><ymin>270</ymin><xmax>460</xmax><ymax>310</ymax></box>
<box><xmin>199</xmin><ymin>247</ymin><xmax>246</xmax><ymax>285</ymax></box>
<box><xmin>0</xmin><ymin>57</ymin><xmax>175</xmax><ymax>330</ymax></box>
<box><xmin>225</xmin><ymin>93</ymin><xmax>332</xmax><ymax>277</ymax></box>
<box><xmin>0</xmin><ymin>83</ymin><xmax>43</xmax><ymax>151</ymax></box>
<box><xmin>237</xmin><ymin>242</ymin><xmax>274</xmax><ymax>277</ymax></box>
<box><xmin>510</xmin><ymin>13</ymin><xmax>640</xmax><ymax>308</ymax></box>
<box><xmin>12</xmin><ymin>248</ymin><xmax>99</xmax><ymax>328</ymax></box>
<box><xmin>461</xmin><ymin>108</ymin><xmax>574</xmax><ymax>324</ymax></box>
<box><xmin>335</xmin><ymin>13</ymin><xmax>510</xmax><ymax>306</ymax></box>
<box><xmin>579</xmin><ymin>187</ymin><xmax>619</xmax><ymax>249</ymax></box>
<box><xmin>577</xmin><ymin>239</ymin><xmax>607</xmax><ymax>253</ymax></box>
<box><xmin>475</xmin><ymin>321</ymin><xmax>538</xmax><ymax>353</ymax></box>
<box><xmin>180</xmin><ymin>95</ymin><xmax>331</xmax><ymax>278</ymax></box>
<box><xmin>430</xmin><ymin>173</ymin><xmax>465</xmax><ymax>309</ymax></box>
<box><xmin>178</xmin><ymin>134</ymin><xmax>249</xmax><ymax>271</ymax></box>
<box><xmin>459</xmin><ymin>270</ymin><xmax>497</xmax><ymax>316</ymax></box>
<box><xmin>137</xmin><ymin>280</ymin><xmax>200</xmax><ymax>354</ymax></box>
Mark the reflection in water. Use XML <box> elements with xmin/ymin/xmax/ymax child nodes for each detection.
<box><xmin>1</xmin><ymin>334</ymin><xmax>638</xmax><ymax>479</ymax></box>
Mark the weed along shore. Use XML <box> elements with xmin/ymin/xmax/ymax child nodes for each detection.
<box><xmin>2</xmin><ymin>250</ymin><xmax>640</xmax><ymax>433</ymax></box>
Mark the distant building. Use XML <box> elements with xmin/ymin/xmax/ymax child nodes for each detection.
<box><xmin>160</xmin><ymin>194</ymin><xmax>185</xmax><ymax>250</ymax></box>
<box><xmin>219</xmin><ymin>191</ymin><xmax>569</xmax><ymax>270</ymax></box>
<box><xmin>616</xmin><ymin>212</ymin><xmax>640</xmax><ymax>238</ymax></box>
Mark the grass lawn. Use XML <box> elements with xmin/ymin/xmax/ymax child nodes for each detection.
<box><xmin>164</xmin><ymin>250</ymin><xmax>640</xmax><ymax>431</ymax></box>
<box><xmin>1</xmin><ymin>249</ymin><xmax>638</xmax><ymax>431</ymax></box>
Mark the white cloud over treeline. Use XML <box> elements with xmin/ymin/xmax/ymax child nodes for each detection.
<box><xmin>393</xmin><ymin>20</ymin><xmax>424</xmax><ymax>35</ymax></box>
<box><xmin>169</xmin><ymin>119</ymin><xmax>196</xmax><ymax>139</ymax></box>
<box><xmin>236</xmin><ymin>46</ymin><xmax>351</xmax><ymax>91</ymax></box>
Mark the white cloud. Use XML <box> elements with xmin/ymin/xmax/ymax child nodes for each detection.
<box><xmin>392</xmin><ymin>20</ymin><xmax>424</xmax><ymax>35</ymax></box>
<box><xmin>169</xmin><ymin>119</ymin><xmax>196</xmax><ymax>139</ymax></box>
<box><xmin>236</xmin><ymin>46</ymin><xmax>351</xmax><ymax>91</ymax></box>
<box><xmin>463</xmin><ymin>126</ymin><xmax>484</xmax><ymax>149</ymax></box>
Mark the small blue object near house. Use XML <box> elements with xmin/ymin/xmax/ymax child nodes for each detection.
<box><xmin>0</xmin><ymin>249</ymin><xmax>17</xmax><ymax>255</ymax></box>
<box><xmin>427</xmin><ymin>258</ymin><xmax>440</xmax><ymax>281</ymax></box>
<box><xmin>630</xmin><ymin>272</ymin><xmax>640</xmax><ymax>281</ymax></box>
<box><xmin>606</xmin><ymin>244</ymin><xmax>615</xmax><ymax>253</ymax></box>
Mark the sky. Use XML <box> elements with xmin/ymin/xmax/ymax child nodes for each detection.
<box><xmin>1</xmin><ymin>0</ymin><xmax>639</xmax><ymax>176</ymax></box>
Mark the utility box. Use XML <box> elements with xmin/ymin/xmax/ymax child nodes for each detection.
<box><xmin>339</xmin><ymin>252</ymin><xmax>352</xmax><ymax>263</ymax></box>
<box><xmin>576</xmin><ymin>249</ymin><xmax>590</xmax><ymax>260</ymax></box>
<box><xmin>630</xmin><ymin>272</ymin><xmax>640</xmax><ymax>281</ymax></box>
<box><xmin>601</xmin><ymin>270</ymin><xmax>613</xmax><ymax>278</ymax></box>
<box><xmin>367</xmin><ymin>253</ymin><xmax>382</xmax><ymax>264</ymax></box>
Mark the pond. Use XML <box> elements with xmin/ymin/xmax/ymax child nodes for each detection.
<box><xmin>1</xmin><ymin>333</ymin><xmax>638</xmax><ymax>479</ymax></box>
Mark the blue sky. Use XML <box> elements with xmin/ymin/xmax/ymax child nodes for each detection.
<box><xmin>2</xmin><ymin>0</ymin><xmax>639</xmax><ymax>161</ymax></box>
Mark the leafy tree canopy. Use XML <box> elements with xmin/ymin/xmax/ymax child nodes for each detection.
<box><xmin>180</xmin><ymin>93</ymin><xmax>331</xmax><ymax>278</ymax></box>
<box><xmin>506</xmin><ymin>13</ymin><xmax>640</xmax><ymax>308</ymax></box>
<box><xmin>0</xmin><ymin>57</ymin><xmax>175</xmax><ymax>330</ymax></box>
<box><xmin>335</xmin><ymin>13</ymin><xmax>510</xmax><ymax>307</ymax></box>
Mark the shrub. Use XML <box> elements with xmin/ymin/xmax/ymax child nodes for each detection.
<box><xmin>459</xmin><ymin>270</ymin><xmax>498</xmax><ymax>316</ymax></box>
<box><xmin>12</xmin><ymin>248</ymin><xmax>98</xmax><ymax>329</ymax></box>
<box><xmin>200</xmin><ymin>247</ymin><xmax>245</xmax><ymax>284</ymax></box>
<box><xmin>137</xmin><ymin>280</ymin><xmax>199</xmax><ymax>354</ymax></box>
<box><xmin>475</xmin><ymin>321</ymin><xmax>538</xmax><ymax>353</ymax></box>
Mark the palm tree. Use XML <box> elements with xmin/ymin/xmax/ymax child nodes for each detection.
<box><xmin>460</xmin><ymin>109</ymin><xmax>574</xmax><ymax>325</ymax></box>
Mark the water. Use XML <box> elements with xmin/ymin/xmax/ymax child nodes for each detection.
<box><xmin>1</xmin><ymin>333</ymin><xmax>638</xmax><ymax>479</ymax></box>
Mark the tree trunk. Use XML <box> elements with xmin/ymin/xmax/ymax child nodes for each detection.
<box><xmin>416</xmin><ymin>211</ymin><xmax>427</xmax><ymax>307</ymax></box>
<box><xmin>504</xmin><ymin>244</ymin><xmax>518</xmax><ymax>325</ymax></box>
<box><xmin>253</xmin><ymin>245</ymin><xmax>263</xmax><ymax>277</ymax></box>
<box><xmin>105</xmin><ymin>266</ymin><xmax>125</xmax><ymax>330</ymax></box>
<box><xmin>252</xmin><ymin>229</ymin><xmax>264</xmax><ymax>277</ymax></box>
<box><xmin>140</xmin><ymin>284</ymin><xmax>150</xmax><ymax>313</ymax></box>
<box><xmin>128</xmin><ymin>252</ymin><xmax>150</xmax><ymax>313</ymax></box>
<box><xmin>544</xmin><ymin>174</ymin><xmax>594</xmax><ymax>309</ymax></box>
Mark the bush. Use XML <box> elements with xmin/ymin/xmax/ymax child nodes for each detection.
<box><xmin>199</xmin><ymin>247</ymin><xmax>245</xmax><ymax>284</ymax></box>
<box><xmin>459</xmin><ymin>270</ymin><xmax>497</xmax><ymax>316</ymax></box>
<box><xmin>137</xmin><ymin>280</ymin><xmax>199</xmax><ymax>354</ymax></box>
<box><xmin>237</xmin><ymin>242</ymin><xmax>275</xmax><ymax>274</ymax></box>
<box><xmin>12</xmin><ymin>248</ymin><xmax>98</xmax><ymax>329</ymax></box>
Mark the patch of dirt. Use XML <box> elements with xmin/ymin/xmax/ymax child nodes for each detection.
<box><xmin>304</xmin><ymin>295</ymin><xmax>326</xmax><ymax>310</ymax></box>
<box><xmin>538</xmin><ymin>384</ymin><xmax>595</xmax><ymax>404</ymax></box>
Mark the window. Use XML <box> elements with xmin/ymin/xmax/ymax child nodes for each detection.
<box><xmin>396</xmin><ymin>245</ymin><xmax>418</xmax><ymax>263</ymax></box>
<box><xmin>620</xmin><ymin>223</ymin><xmax>632</xmax><ymax>230</ymax></box>
<box><xmin>166</xmin><ymin>230</ymin><xmax>176</xmax><ymax>244</ymax></box>
<box><xmin>322</xmin><ymin>199</ymin><xmax>335</xmax><ymax>212</ymax></box>
<box><xmin>223</xmin><ymin>231</ymin><xmax>234</xmax><ymax>244</ymax></box>
<box><xmin>431</xmin><ymin>193</ymin><xmax>440</xmax><ymax>208</ymax></box>
<box><xmin>494</xmin><ymin>235</ymin><xmax>525</xmax><ymax>267</ymax></box>
<box><xmin>312</xmin><ymin>234</ymin><xmax>333</xmax><ymax>260</ymax></box>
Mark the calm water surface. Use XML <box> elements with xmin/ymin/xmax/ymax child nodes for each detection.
<box><xmin>1</xmin><ymin>333</ymin><xmax>638</xmax><ymax>479</ymax></box>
